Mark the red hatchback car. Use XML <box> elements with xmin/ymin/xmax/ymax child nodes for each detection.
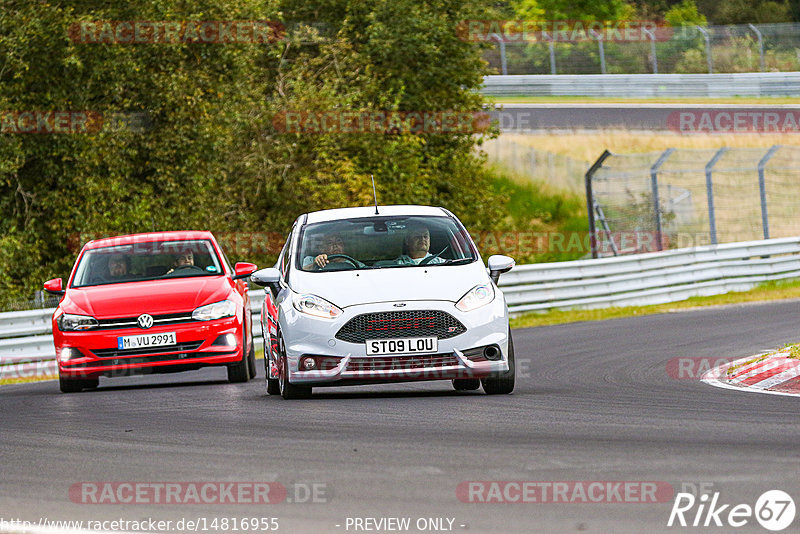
<box><xmin>43</xmin><ymin>231</ymin><xmax>258</xmax><ymax>393</ymax></box>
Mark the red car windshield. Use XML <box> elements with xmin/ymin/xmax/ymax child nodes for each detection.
<box><xmin>71</xmin><ymin>240</ymin><xmax>223</xmax><ymax>287</ymax></box>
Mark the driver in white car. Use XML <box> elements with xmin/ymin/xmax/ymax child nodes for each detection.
<box><xmin>394</xmin><ymin>223</ymin><xmax>445</xmax><ymax>265</ymax></box>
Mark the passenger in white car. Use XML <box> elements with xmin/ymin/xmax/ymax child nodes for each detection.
<box><xmin>303</xmin><ymin>233</ymin><xmax>365</xmax><ymax>270</ymax></box>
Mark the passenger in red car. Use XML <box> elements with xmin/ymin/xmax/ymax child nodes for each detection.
<box><xmin>167</xmin><ymin>250</ymin><xmax>195</xmax><ymax>274</ymax></box>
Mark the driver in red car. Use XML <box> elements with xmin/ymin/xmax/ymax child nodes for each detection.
<box><xmin>89</xmin><ymin>253</ymin><xmax>131</xmax><ymax>283</ymax></box>
<box><xmin>107</xmin><ymin>254</ymin><xmax>130</xmax><ymax>278</ymax></box>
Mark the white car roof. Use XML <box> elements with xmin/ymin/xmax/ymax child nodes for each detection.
<box><xmin>303</xmin><ymin>205</ymin><xmax>449</xmax><ymax>224</ymax></box>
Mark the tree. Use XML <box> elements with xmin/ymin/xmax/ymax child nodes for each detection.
<box><xmin>0</xmin><ymin>0</ymin><xmax>279</xmax><ymax>304</ymax></box>
<box><xmin>0</xmin><ymin>0</ymin><xmax>509</xmax><ymax>305</ymax></box>
<box><xmin>665</xmin><ymin>0</ymin><xmax>707</xmax><ymax>26</ymax></box>
<box><xmin>228</xmin><ymin>0</ymin><xmax>508</xmax><ymax>235</ymax></box>
<box><xmin>527</xmin><ymin>0</ymin><xmax>636</xmax><ymax>21</ymax></box>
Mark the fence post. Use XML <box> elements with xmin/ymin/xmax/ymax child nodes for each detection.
<box><xmin>591</xmin><ymin>30</ymin><xmax>606</xmax><ymax>74</ymax></box>
<box><xmin>704</xmin><ymin>147</ymin><xmax>727</xmax><ymax>245</ymax></box>
<box><xmin>541</xmin><ymin>31</ymin><xmax>557</xmax><ymax>74</ymax></box>
<box><xmin>650</xmin><ymin>148</ymin><xmax>675</xmax><ymax>251</ymax></box>
<box><xmin>643</xmin><ymin>27</ymin><xmax>658</xmax><ymax>74</ymax></box>
<box><xmin>757</xmin><ymin>145</ymin><xmax>780</xmax><ymax>240</ymax></box>
<box><xmin>585</xmin><ymin>150</ymin><xmax>612</xmax><ymax>259</ymax></box>
<box><xmin>695</xmin><ymin>26</ymin><xmax>713</xmax><ymax>74</ymax></box>
<box><xmin>490</xmin><ymin>33</ymin><xmax>507</xmax><ymax>75</ymax></box>
<box><xmin>748</xmin><ymin>24</ymin><xmax>766</xmax><ymax>72</ymax></box>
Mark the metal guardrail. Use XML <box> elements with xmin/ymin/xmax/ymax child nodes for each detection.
<box><xmin>3</xmin><ymin>237</ymin><xmax>800</xmax><ymax>377</ymax></box>
<box><xmin>481</xmin><ymin>73</ymin><xmax>800</xmax><ymax>97</ymax></box>
<box><xmin>0</xmin><ymin>299</ymin><xmax>265</xmax><ymax>380</ymax></box>
<box><xmin>498</xmin><ymin>237</ymin><xmax>800</xmax><ymax>312</ymax></box>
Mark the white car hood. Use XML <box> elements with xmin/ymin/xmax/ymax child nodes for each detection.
<box><xmin>290</xmin><ymin>261</ymin><xmax>490</xmax><ymax>308</ymax></box>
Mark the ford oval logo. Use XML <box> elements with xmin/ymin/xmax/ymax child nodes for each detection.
<box><xmin>393</xmin><ymin>303</ymin><xmax>407</xmax><ymax>308</ymax></box>
<box><xmin>137</xmin><ymin>314</ymin><xmax>154</xmax><ymax>329</ymax></box>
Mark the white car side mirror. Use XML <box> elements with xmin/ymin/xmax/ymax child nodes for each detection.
<box><xmin>250</xmin><ymin>267</ymin><xmax>282</xmax><ymax>287</ymax></box>
<box><xmin>487</xmin><ymin>255</ymin><xmax>515</xmax><ymax>284</ymax></box>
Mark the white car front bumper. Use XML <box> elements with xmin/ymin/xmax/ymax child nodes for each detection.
<box><xmin>279</xmin><ymin>295</ymin><xmax>510</xmax><ymax>386</ymax></box>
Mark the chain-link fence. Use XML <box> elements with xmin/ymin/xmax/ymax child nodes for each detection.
<box><xmin>483</xmin><ymin>136</ymin><xmax>589</xmax><ymax>194</ymax></box>
<box><xmin>0</xmin><ymin>292</ymin><xmax>61</xmax><ymax>313</ymax></box>
<box><xmin>485</xmin><ymin>23</ymin><xmax>800</xmax><ymax>75</ymax></box>
<box><xmin>587</xmin><ymin>145</ymin><xmax>800</xmax><ymax>256</ymax></box>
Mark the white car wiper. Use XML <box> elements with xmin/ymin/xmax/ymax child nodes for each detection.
<box><xmin>440</xmin><ymin>258</ymin><xmax>473</xmax><ymax>266</ymax></box>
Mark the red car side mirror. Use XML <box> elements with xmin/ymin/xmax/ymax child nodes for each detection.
<box><xmin>44</xmin><ymin>278</ymin><xmax>65</xmax><ymax>295</ymax></box>
<box><xmin>232</xmin><ymin>262</ymin><xmax>257</xmax><ymax>280</ymax></box>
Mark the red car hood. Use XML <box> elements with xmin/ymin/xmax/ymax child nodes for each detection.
<box><xmin>62</xmin><ymin>276</ymin><xmax>234</xmax><ymax>318</ymax></box>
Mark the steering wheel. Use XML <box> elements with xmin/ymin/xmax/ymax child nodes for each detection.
<box><xmin>172</xmin><ymin>264</ymin><xmax>205</xmax><ymax>272</ymax></box>
<box><xmin>321</xmin><ymin>254</ymin><xmax>360</xmax><ymax>268</ymax></box>
<box><xmin>419</xmin><ymin>246</ymin><xmax>450</xmax><ymax>266</ymax></box>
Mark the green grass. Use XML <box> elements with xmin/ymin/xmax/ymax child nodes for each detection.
<box><xmin>487</xmin><ymin>95</ymin><xmax>800</xmax><ymax>105</ymax></box>
<box><xmin>488</xmin><ymin>165</ymin><xmax>589</xmax><ymax>264</ymax></box>
<box><xmin>511</xmin><ymin>278</ymin><xmax>800</xmax><ymax>329</ymax></box>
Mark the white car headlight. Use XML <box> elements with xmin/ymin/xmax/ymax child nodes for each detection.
<box><xmin>57</xmin><ymin>313</ymin><xmax>98</xmax><ymax>331</ymax></box>
<box><xmin>192</xmin><ymin>300</ymin><xmax>237</xmax><ymax>321</ymax></box>
<box><xmin>292</xmin><ymin>293</ymin><xmax>342</xmax><ymax>319</ymax></box>
<box><xmin>455</xmin><ymin>284</ymin><xmax>495</xmax><ymax>312</ymax></box>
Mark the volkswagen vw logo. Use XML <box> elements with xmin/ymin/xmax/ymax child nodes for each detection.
<box><xmin>137</xmin><ymin>314</ymin><xmax>154</xmax><ymax>329</ymax></box>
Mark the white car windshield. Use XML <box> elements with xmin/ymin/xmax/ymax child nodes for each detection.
<box><xmin>72</xmin><ymin>240</ymin><xmax>223</xmax><ymax>287</ymax></box>
<box><xmin>296</xmin><ymin>216</ymin><xmax>477</xmax><ymax>272</ymax></box>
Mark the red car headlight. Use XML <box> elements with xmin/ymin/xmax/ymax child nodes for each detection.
<box><xmin>57</xmin><ymin>314</ymin><xmax>99</xmax><ymax>331</ymax></box>
<box><xmin>192</xmin><ymin>300</ymin><xmax>236</xmax><ymax>321</ymax></box>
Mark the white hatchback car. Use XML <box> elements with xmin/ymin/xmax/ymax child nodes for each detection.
<box><xmin>252</xmin><ymin>205</ymin><xmax>515</xmax><ymax>399</ymax></box>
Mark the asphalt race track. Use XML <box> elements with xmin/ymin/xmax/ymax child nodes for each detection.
<box><xmin>2</xmin><ymin>300</ymin><xmax>800</xmax><ymax>533</ymax></box>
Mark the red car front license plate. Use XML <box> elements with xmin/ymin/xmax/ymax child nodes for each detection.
<box><xmin>117</xmin><ymin>332</ymin><xmax>177</xmax><ymax>350</ymax></box>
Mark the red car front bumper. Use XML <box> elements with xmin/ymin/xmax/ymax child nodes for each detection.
<box><xmin>55</xmin><ymin>316</ymin><xmax>243</xmax><ymax>379</ymax></box>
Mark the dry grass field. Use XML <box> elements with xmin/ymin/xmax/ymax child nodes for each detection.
<box><xmin>496</xmin><ymin>131</ymin><xmax>800</xmax><ymax>162</ymax></box>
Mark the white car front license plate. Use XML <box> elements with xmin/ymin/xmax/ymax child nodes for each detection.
<box><xmin>117</xmin><ymin>332</ymin><xmax>177</xmax><ymax>350</ymax></box>
<box><xmin>365</xmin><ymin>336</ymin><xmax>438</xmax><ymax>356</ymax></box>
